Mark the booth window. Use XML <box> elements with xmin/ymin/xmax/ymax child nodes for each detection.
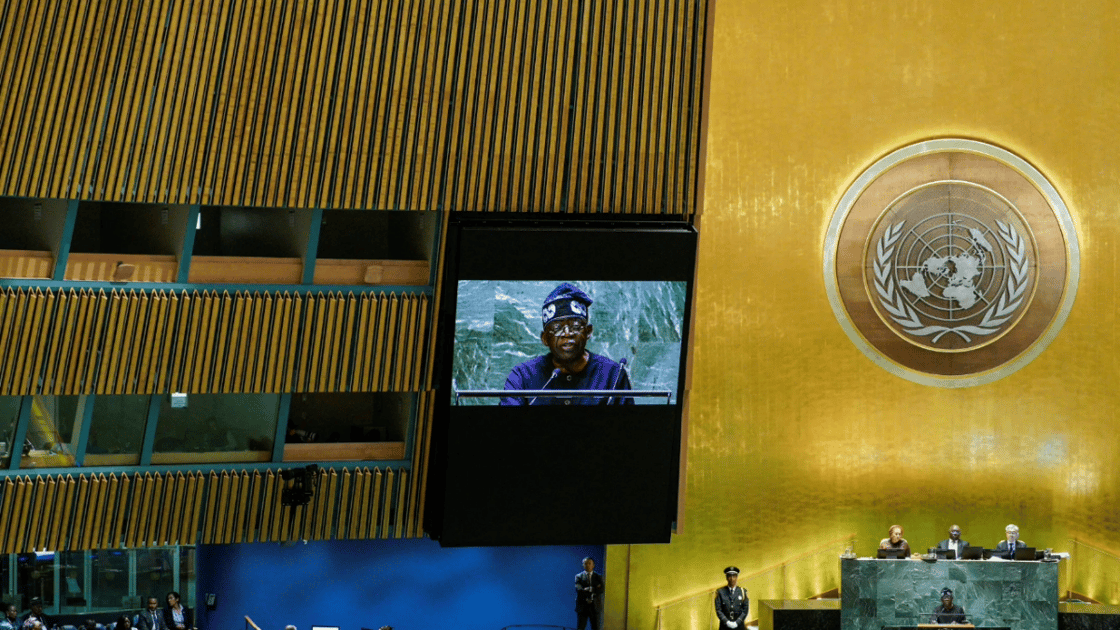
<box><xmin>152</xmin><ymin>394</ymin><xmax>278</xmax><ymax>464</ymax></box>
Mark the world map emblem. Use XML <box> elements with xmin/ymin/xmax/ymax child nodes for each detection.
<box><xmin>825</xmin><ymin>140</ymin><xmax>1079</xmax><ymax>387</ymax></box>
<box><xmin>869</xmin><ymin>183</ymin><xmax>1035</xmax><ymax>352</ymax></box>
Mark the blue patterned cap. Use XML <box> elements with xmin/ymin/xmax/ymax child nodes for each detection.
<box><xmin>541</xmin><ymin>282</ymin><xmax>592</xmax><ymax>326</ymax></box>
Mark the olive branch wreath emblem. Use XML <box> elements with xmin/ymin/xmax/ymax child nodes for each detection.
<box><xmin>872</xmin><ymin>220</ymin><xmax>1030</xmax><ymax>343</ymax></box>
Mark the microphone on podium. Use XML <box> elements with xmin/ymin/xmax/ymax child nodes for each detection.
<box><xmin>528</xmin><ymin>368</ymin><xmax>562</xmax><ymax>405</ymax></box>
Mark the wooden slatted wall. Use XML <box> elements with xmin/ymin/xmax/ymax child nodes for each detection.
<box><xmin>0</xmin><ymin>287</ymin><xmax>428</xmax><ymax>394</ymax></box>
<box><xmin>0</xmin><ymin>0</ymin><xmax>710</xmax><ymax>215</ymax></box>
<box><xmin>0</xmin><ymin>465</ymin><xmax>417</xmax><ymax>551</ymax></box>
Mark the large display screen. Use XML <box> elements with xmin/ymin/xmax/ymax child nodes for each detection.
<box><xmin>453</xmin><ymin>279</ymin><xmax>687</xmax><ymax>406</ymax></box>
<box><xmin>426</xmin><ymin>214</ymin><xmax>698</xmax><ymax>546</ymax></box>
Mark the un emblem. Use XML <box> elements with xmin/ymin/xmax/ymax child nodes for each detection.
<box><xmin>825</xmin><ymin>140</ymin><xmax>1079</xmax><ymax>387</ymax></box>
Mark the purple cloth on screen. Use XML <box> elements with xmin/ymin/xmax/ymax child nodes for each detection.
<box><xmin>501</xmin><ymin>352</ymin><xmax>634</xmax><ymax>405</ymax></box>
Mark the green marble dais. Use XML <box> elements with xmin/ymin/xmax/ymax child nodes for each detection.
<box><xmin>841</xmin><ymin>558</ymin><xmax>1058</xmax><ymax>630</ymax></box>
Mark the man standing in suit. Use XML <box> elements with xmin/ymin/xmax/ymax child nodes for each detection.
<box><xmin>715</xmin><ymin>566</ymin><xmax>749</xmax><ymax>630</ymax></box>
<box><xmin>936</xmin><ymin>524</ymin><xmax>970</xmax><ymax>557</ymax></box>
<box><xmin>995</xmin><ymin>524</ymin><xmax>1026</xmax><ymax>559</ymax></box>
<box><xmin>575</xmin><ymin>557</ymin><xmax>604</xmax><ymax>630</ymax></box>
<box><xmin>137</xmin><ymin>597</ymin><xmax>166</xmax><ymax>630</ymax></box>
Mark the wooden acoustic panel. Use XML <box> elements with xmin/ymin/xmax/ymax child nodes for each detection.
<box><xmin>0</xmin><ymin>287</ymin><xmax>430</xmax><ymax>394</ymax></box>
<box><xmin>0</xmin><ymin>249</ymin><xmax>53</xmax><ymax>279</ymax></box>
<box><xmin>0</xmin><ymin>0</ymin><xmax>709</xmax><ymax>215</ymax></box>
<box><xmin>0</xmin><ymin>465</ymin><xmax>420</xmax><ymax>551</ymax></box>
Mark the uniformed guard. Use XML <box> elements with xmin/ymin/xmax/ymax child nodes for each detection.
<box><xmin>715</xmin><ymin>566</ymin><xmax>749</xmax><ymax>630</ymax></box>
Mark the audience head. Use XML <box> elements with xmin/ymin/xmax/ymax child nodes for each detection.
<box><xmin>116</xmin><ymin>616</ymin><xmax>133</xmax><ymax>630</ymax></box>
<box><xmin>166</xmin><ymin>592</ymin><xmax>181</xmax><ymax>607</ymax></box>
<box><xmin>147</xmin><ymin>597</ymin><xmax>160</xmax><ymax>611</ymax></box>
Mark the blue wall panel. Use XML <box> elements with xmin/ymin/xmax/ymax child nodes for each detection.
<box><xmin>195</xmin><ymin>539</ymin><xmax>605</xmax><ymax>630</ymax></box>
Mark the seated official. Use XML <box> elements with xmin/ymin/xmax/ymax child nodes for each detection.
<box><xmin>994</xmin><ymin>523</ymin><xmax>1026</xmax><ymax>558</ymax></box>
<box><xmin>930</xmin><ymin>588</ymin><xmax>967</xmax><ymax>624</ymax></box>
<box><xmin>936</xmin><ymin>524</ymin><xmax>969</xmax><ymax>557</ymax></box>
<box><xmin>502</xmin><ymin>283</ymin><xmax>633</xmax><ymax>406</ymax></box>
<box><xmin>879</xmin><ymin>524</ymin><xmax>911</xmax><ymax>557</ymax></box>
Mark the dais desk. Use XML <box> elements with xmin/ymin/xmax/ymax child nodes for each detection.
<box><xmin>841</xmin><ymin>557</ymin><xmax>1058</xmax><ymax>630</ymax></box>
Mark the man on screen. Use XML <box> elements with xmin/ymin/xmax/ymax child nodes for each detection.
<box><xmin>501</xmin><ymin>282</ymin><xmax>634</xmax><ymax>405</ymax></box>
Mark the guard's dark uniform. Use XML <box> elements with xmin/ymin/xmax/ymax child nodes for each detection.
<box><xmin>715</xmin><ymin>585</ymin><xmax>749</xmax><ymax>630</ymax></box>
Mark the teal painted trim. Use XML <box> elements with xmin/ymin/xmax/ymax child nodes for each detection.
<box><xmin>302</xmin><ymin>208</ymin><xmax>324</xmax><ymax>284</ymax></box>
<box><xmin>139</xmin><ymin>395</ymin><xmax>162</xmax><ymax>466</ymax></box>
<box><xmin>72</xmin><ymin>395</ymin><xmax>96</xmax><ymax>464</ymax></box>
<box><xmin>178</xmin><ymin>205</ymin><xmax>200</xmax><ymax>283</ymax></box>
<box><xmin>0</xmin><ymin>279</ymin><xmax>434</xmax><ymax>296</ymax></box>
<box><xmin>0</xmin><ymin>460</ymin><xmax>412</xmax><ymax>478</ymax></box>
<box><xmin>272</xmin><ymin>394</ymin><xmax>292</xmax><ymax>462</ymax></box>
<box><xmin>52</xmin><ymin>200</ymin><xmax>80</xmax><ymax>280</ymax></box>
<box><xmin>8</xmin><ymin>396</ymin><xmax>31</xmax><ymax>470</ymax></box>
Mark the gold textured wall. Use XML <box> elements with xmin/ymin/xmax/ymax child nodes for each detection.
<box><xmin>609</xmin><ymin>0</ymin><xmax>1120</xmax><ymax>627</ymax></box>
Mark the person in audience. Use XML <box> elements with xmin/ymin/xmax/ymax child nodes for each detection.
<box><xmin>502</xmin><ymin>283</ymin><xmax>633</xmax><ymax>405</ymax></box>
<box><xmin>994</xmin><ymin>524</ymin><xmax>1026</xmax><ymax>558</ymax></box>
<box><xmin>79</xmin><ymin>618</ymin><xmax>99</xmax><ymax>630</ymax></box>
<box><xmin>715</xmin><ymin>566</ymin><xmax>749</xmax><ymax>630</ymax></box>
<box><xmin>163</xmin><ymin>592</ymin><xmax>191</xmax><ymax>630</ymax></box>
<box><xmin>930</xmin><ymin>588</ymin><xmax>967</xmax><ymax>624</ymax></box>
<box><xmin>21</xmin><ymin>597</ymin><xmax>53</xmax><ymax>630</ymax></box>
<box><xmin>137</xmin><ymin>597</ymin><xmax>166</xmax><ymax>630</ymax></box>
<box><xmin>936</xmin><ymin>524</ymin><xmax>969</xmax><ymax>557</ymax></box>
<box><xmin>1</xmin><ymin>604</ymin><xmax>19</xmax><ymax>630</ymax></box>
<box><xmin>879</xmin><ymin>524</ymin><xmax>911</xmax><ymax>556</ymax></box>
<box><xmin>115</xmin><ymin>616</ymin><xmax>134</xmax><ymax>630</ymax></box>
<box><xmin>574</xmin><ymin>557</ymin><xmax>604</xmax><ymax>630</ymax></box>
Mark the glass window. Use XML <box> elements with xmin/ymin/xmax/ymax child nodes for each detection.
<box><xmin>0</xmin><ymin>396</ymin><xmax>22</xmax><ymax>468</ymax></box>
<box><xmin>153</xmin><ymin>394</ymin><xmax>277</xmax><ymax>463</ymax></box>
<box><xmin>91</xmin><ymin>550</ymin><xmax>132</xmax><ymax>610</ymax></box>
<box><xmin>85</xmin><ymin>395</ymin><xmax>151</xmax><ymax>466</ymax></box>
<box><xmin>60</xmin><ymin>552</ymin><xmax>87</xmax><ymax>613</ymax></box>
<box><xmin>16</xmin><ymin>552</ymin><xmax>56</xmax><ymax>610</ymax></box>
<box><xmin>22</xmin><ymin>396</ymin><xmax>82</xmax><ymax>468</ymax></box>
<box><xmin>3</xmin><ymin>547</ymin><xmax>193</xmax><ymax>616</ymax></box>
<box><xmin>134</xmin><ymin>549</ymin><xmax>174</xmax><ymax>603</ymax></box>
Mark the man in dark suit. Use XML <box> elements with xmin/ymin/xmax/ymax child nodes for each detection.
<box><xmin>994</xmin><ymin>523</ymin><xmax>1027</xmax><ymax>558</ymax></box>
<box><xmin>136</xmin><ymin>597</ymin><xmax>167</xmax><ymax>630</ymax></box>
<box><xmin>574</xmin><ymin>557</ymin><xmax>604</xmax><ymax>630</ymax></box>
<box><xmin>715</xmin><ymin>566</ymin><xmax>749</xmax><ymax>630</ymax></box>
<box><xmin>936</xmin><ymin>524</ymin><xmax>970</xmax><ymax>558</ymax></box>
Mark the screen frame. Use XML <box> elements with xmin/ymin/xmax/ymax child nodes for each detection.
<box><xmin>426</xmin><ymin>213</ymin><xmax>699</xmax><ymax>546</ymax></box>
